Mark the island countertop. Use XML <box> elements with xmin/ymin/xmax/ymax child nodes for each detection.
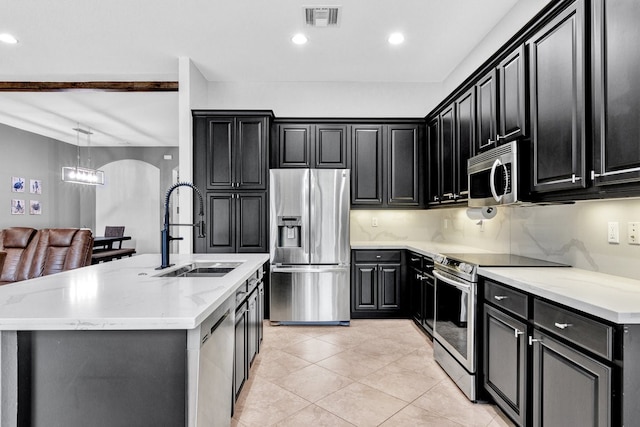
<box><xmin>0</xmin><ymin>253</ymin><xmax>269</xmax><ymax>331</ymax></box>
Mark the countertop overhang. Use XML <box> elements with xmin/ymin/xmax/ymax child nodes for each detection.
<box><xmin>0</xmin><ymin>253</ymin><xmax>269</xmax><ymax>331</ymax></box>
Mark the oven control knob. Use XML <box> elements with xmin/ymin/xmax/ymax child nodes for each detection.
<box><xmin>459</xmin><ymin>263</ymin><xmax>473</xmax><ymax>274</ymax></box>
<box><xmin>434</xmin><ymin>254</ymin><xmax>445</xmax><ymax>264</ymax></box>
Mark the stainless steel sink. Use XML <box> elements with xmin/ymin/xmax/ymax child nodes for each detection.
<box><xmin>157</xmin><ymin>262</ymin><xmax>241</xmax><ymax>278</ymax></box>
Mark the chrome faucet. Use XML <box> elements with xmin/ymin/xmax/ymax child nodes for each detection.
<box><xmin>157</xmin><ymin>182</ymin><xmax>206</xmax><ymax>269</ymax></box>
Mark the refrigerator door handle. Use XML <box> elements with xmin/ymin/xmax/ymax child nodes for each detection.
<box><xmin>271</xmin><ymin>265</ymin><xmax>349</xmax><ymax>273</ymax></box>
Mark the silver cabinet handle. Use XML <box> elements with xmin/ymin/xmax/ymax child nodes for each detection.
<box><xmin>514</xmin><ymin>329</ymin><xmax>524</xmax><ymax>338</ymax></box>
<box><xmin>376</xmin><ymin>255</ymin><xmax>381</xmax><ymax>259</ymax></box>
<box><xmin>529</xmin><ymin>336</ymin><xmax>541</xmax><ymax>346</ymax></box>
<box><xmin>494</xmin><ymin>295</ymin><xmax>508</xmax><ymax>301</ymax></box>
<box><xmin>411</xmin><ymin>258</ymin><xmax>420</xmax><ymax>262</ymax></box>
<box><xmin>554</xmin><ymin>322</ymin><xmax>572</xmax><ymax>330</ymax></box>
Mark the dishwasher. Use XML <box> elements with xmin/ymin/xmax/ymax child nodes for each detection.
<box><xmin>195</xmin><ymin>296</ymin><xmax>235</xmax><ymax>426</ymax></box>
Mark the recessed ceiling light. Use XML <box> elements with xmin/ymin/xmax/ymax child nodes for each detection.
<box><xmin>388</xmin><ymin>32</ymin><xmax>404</xmax><ymax>45</ymax></box>
<box><xmin>0</xmin><ymin>33</ymin><xmax>18</xmax><ymax>44</ymax></box>
<box><xmin>292</xmin><ymin>33</ymin><xmax>308</xmax><ymax>45</ymax></box>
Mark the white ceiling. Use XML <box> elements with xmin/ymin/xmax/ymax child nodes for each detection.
<box><xmin>0</xmin><ymin>0</ymin><xmax>523</xmax><ymax>147</ymax></box>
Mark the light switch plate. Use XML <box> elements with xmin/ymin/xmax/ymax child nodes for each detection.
<box><xmin>608</xmin><ymin>221</ymin><xmax>619</xmax><ymax>244</ymax></box>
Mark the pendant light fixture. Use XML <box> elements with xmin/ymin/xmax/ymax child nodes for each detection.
<box><xmin>61</xmin><ymin>124</ymin><xmax>105</xmax><ymax>185</ymax></box>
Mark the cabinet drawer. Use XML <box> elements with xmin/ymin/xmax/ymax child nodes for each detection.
<box><xmin>408</xmin><ymin>252</ymin><xmax>423</xmax><ymax>270</ymax></box>
<box><xmin>354</xmin><ymin>250</ymin><xmax>402</xmax><ymax>263</ymax></box>
<box><xmin>484</xmin><ymin>280</ymin><xmax>528</xmax><ymax>318</ymax></box>
<box><xmin>534</xmin><ymin>299</ymin><xmax>613</xmax><ymax>361</ymax></box>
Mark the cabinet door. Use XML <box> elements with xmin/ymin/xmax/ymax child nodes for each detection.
<box><xmin>475</xmin><ymin>69</ymin><xmax>498</xmax><ymax>153</ymax></box>
<box><xmin>236</xmin><ymin>193</ymin><xmax>267</xmax><ymax>253</ymax></box>
<box><xmin>353</xmin><ymin>264</ymin><xmax>378</xmax><ymax>310</ymax></box>
<box><xmin>316</xmin><ymin>124</ymin><xmax>348</xmax><ymax>168</ymax></box>
<box><xmin>202</xmin><ymin>193</ymin><xmax>235</xmax><ymax>253</ymax></box>
<box><xmin>236</xmin><ymin>117</ymin><xmax>267</xmax><ymax>189</ymax></box>
<box><xmin>455</xmin><ymin>88</ymin><xmax>475</xmax><ymax>201</ymax></box>
<box><xmin>592</xmin><ymin>0</ymin><xmax>640</xmax><ymax>186</ymax></box>
<box><xmin>247</xmin><ymin>290</ymin><xmax>258</xmax><ymax>367</ymax></box>
<box><xmin>531</xmin><ymin>330</ymin><xmax>611</xmax><ymax>427</ymax></box>
<box><xmin>529</xmin><ymin>1</ymin><xmax>586</xmax><ymax>193</ymax></box>
<box><xmin>387</xmin><ymin>124</ymin><xmax>421</xmax><ymax>206</ymax></box>
<box><xmin>498</xmin><ymin>45</ymin><xmax>527</xmax><ymax>142</ymax></box>
<box><xmin>439</xmin><ymin>105</ymin><xmax>456</xmax><ymax>203</ymax></box>
<box><xmin>234</xmin><ymin>304</ymin><xmax>248</xmax><ymax>401</ymax></box>
<box><xmin>378</xmin><ymin>264</ymin><xmax>401</xmax><ymax>310</ymax></box>
<box><xmin>351</xmin><ymin>125</ymin><xmax>383</xmax><ymax>205</ymax></box>
<box><xmin>427</xmin><ymin>117</ymin><xmax>441</xmax><ymax>205</ymax></box>
<box><xmin>484</xmin><ymin>305</ymin><xmax>527</xmax><ymax>427</ymax></box>
<box><xmin>410</xmin><ymin>267</ymin><xmax>423</xmax><ymax>324</ymax></box>
<box><xmin>277</xmin><ymin>124</ymin><xmax>312</xmax><ymax>168</ymax></box>
<box><xmin>204</xmin><ymin>117</ymin><xmax>235</xmax><ymax>189</ymax></box>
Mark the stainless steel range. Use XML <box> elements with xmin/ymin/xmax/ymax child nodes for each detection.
<box><xmin>432</xmin><ymin>253</ymin><xmax>566</xmax><ymax>401</ymax></box>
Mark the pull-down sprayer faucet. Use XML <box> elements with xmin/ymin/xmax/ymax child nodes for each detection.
<box><xmin>157</xmin><ymin>182</ymin><xmax>206</xmax><ymax>270</ymax></box>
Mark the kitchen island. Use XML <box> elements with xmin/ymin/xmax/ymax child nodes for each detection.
<box><xmin>0</xmin><ymin>253</ymin><xmax>269</xmax><ymax>427</ymax></box>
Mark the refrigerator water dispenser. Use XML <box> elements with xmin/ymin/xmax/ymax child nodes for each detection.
<box><xmin>277</xmin><ymin>216</ymin><xmax>302</xmax><ymax>248</ymax></box>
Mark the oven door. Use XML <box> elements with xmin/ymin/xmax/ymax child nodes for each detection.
<box><xmin>433</xmin><ymin>269</ymin><xmax>476</xmax><ymax>373</ymax></box>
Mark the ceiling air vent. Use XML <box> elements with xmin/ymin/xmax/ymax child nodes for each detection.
<box><xmin>303</xmin><ymin>6</ymin><xmax>341</xmax><ymax>27</ymax></box>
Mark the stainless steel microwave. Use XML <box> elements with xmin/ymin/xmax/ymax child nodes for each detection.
<box><xmin>468</xmin><ymin>141</ymin><xmax>520</xmax><ymax>207</ymax></box>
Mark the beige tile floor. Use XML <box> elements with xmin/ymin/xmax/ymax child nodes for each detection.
<box><xmin>232</xmin><ymin>319</ymin><xmax>516</xmax><ymax>427</ymax></box>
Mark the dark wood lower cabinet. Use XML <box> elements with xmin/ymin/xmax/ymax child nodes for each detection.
<box><xmin>483</xmin><ymin>305</ymin><xmax>527</xmax><ymax>426</ymax></box>
<box><xmin>351</xmin><ymin>250</ymin><xmax>404</xmax><ymax>318</ymax></box>
<box><xmin>531</xmin><ymin>330</ymin><xmax>611</xmax><ymax>427</ymax></box>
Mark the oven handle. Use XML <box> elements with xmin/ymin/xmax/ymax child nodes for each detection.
<box><xmin>433</xmin><ymin>270</ymin><xmax>471</xmax><ymax>293</ymax></box>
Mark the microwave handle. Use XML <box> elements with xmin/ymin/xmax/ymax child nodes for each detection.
<box><xmin>489</xmin><ymin>158</ymin><xmax>502</xmax><ymax>202</ymax></box>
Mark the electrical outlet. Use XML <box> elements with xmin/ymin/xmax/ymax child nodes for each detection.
<box><xmin>371</xmin><ymin>217</ymin><xmax>378</xmax><ymax>227</ymax></box>
<box><xmin>608</xmin><ymin>221</ymin><xmax>619</xmax><ymax>244</ymax></box>
<box><xmin>629</xmin><ymin>222</ymin><xmax>640</xmax><ymax>245</ymax></box>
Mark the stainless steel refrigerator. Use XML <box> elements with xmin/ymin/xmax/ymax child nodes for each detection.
<box><xmin>269</xmin><ymin>169</ymin><xmax>350</xmax><ymax>325</ymax></box>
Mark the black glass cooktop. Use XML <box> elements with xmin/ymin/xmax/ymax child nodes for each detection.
<box><xmin>440</xmin><ymin>253</ymin><xmax>568</xmax><ymax>268</ymax></box>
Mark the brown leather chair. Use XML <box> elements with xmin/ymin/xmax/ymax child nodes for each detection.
<box><xmin>0</xmin><ymin>251</ymin><xmax>6</xmax><ymax>276</ymax></box>
<box><xmin>0</xmin><ymin>227</ymin><xmax>39</xmax><ymax>285</ymax></box>
<box><xmin>31</xmin><ymin>228</ymin><xmax>94</xmax><ymax>277</ymax></box>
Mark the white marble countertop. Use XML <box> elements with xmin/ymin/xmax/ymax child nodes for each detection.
<box><xmin>479</xmin><ymin>267</ymin><xmax>640</xmax><ymax>325</ymax></box>
<box><xmin>351</xmin><ymin>240</ymin><xmax>640</xmax><ymax>325</ymax></box>
<box><xmin>0</xmin><ymin>253</ymin><xmax>269</xmax><ymax>331</ymax></box>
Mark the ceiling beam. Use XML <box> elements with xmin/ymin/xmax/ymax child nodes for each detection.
<box><xmin>0</xmin><ymin>81</ymin><xmax>179</xmax><ymax>92</ymax></box>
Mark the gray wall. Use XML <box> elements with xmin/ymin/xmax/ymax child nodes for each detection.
<box><xmin>0</xmin><ymin>122</ymin><xmax>179</xmax><ymax>235</ymax></box>
<box><xmin>0</xmin><ymin>123</ymin><xmax>82</xmax><ymax>229</ymax></box>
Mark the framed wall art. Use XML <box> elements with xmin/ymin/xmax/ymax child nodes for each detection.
<box><xmin>11</xmin><ymin>199</ymin><xmax>25</xmax><ymax>215</ymax></box>
<box><xmin>12</xmin><ymin>177</ymin><xmax>25</xmax><ymax>193</ymax></box>
<box><xmin>30</xmin><ymin>200</ymin><xmax>41</xmax><ymax>215</ymax></box>
<box><xmin>30</xmin><ymin>179</ymin><xmax>42</xmax><ymax>194</ymax></box>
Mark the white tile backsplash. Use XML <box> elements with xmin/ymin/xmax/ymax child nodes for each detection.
<box><xmin>350</xmin><ymin>198</ymin><xmax>640</xmax><ymax>281</ymax></box>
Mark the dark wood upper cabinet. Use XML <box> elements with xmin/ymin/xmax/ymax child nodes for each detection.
<box><xmin>316</xmin><ymin>125</ymin><xmax>348</xmax><ymax>168</ymax></box>
<box><xmin>474</xmin><ymin>45</ymin><xmax>526</xmax><ymax>154</ymax></box>
<box><xmin>387</xmin><ymin>125</ymin><xmax>422</xmax><ymax>206</ymax></box>
<box><xmin>275</xmin><ymin>123</ymin><xmax>348</xmax><ymax>169</ymax></box>
<box><xmin>456</xmin><ymin>88</ymin><xmax>475</xmax><ymax>200</ymax></box>
<box><xmin>427</xmin><ymin>117</ymin><xmax>441</xmax><ymax>205</ymax></box>
<box><xmin>529</xmin><ymin>0</ymin><xmax>586</xmax><ymax>193</ymax></box>
<box><xmin>351</xmin><ymin>125</ymin><xmax>384</xmax><ymax>205</ymax></box>
<box><xmin>194</xmin><ymin>112</ymin><xmax>269</xmax><ymax>191</ymax></box>
<box><xmin>592</xmin><ymin>0</ymin><xmax>640</xmax><ymax>186</ymax></box>
<box><xmin>498</xmin><ymin>45</ymin><xmax>527</xmax><ymax>142</ymax></box>
<box><xmin>475</xmin><ymin>69</ymin><xmax>498</xmax><ymax>153</ymax></box>
<box><xmin>439</xmin><ymin>104</ymin><xmax>456</xmax><ymax>203</ymax></box>
<box><xmin>277</xmin><ymin>124</ymin><xmax>312</xmax><ymax>168</ymax></box>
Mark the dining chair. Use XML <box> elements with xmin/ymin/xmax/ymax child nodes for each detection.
<box><xmin>104</xmin><ymin>226</ymin><xmax>125</xmax><ymax>249</ymax></box>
